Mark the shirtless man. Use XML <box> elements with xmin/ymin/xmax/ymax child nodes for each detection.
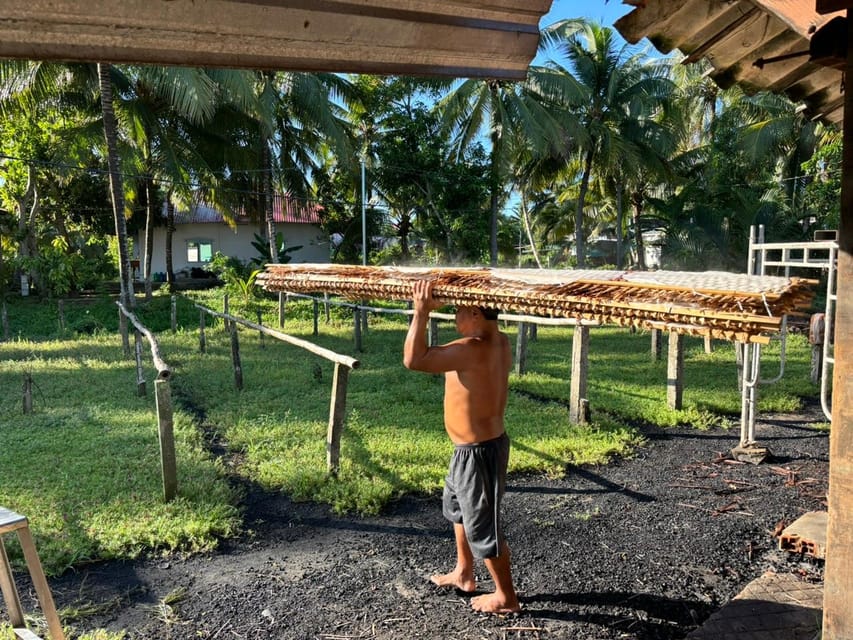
<box><xmin>403</xmin><ymin>279</ymin><xmax>520</xmax><ymax>614</ymax></box>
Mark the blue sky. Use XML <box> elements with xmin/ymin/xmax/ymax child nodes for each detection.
<box><xmin>539</xmin><ymin>0</ymin><xmax>636</xmax><ymax>30</ymax></box>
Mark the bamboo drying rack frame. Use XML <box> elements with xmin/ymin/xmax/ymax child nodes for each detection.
<box><xmin>258</xmin><ymin>264</ymin><xmax>816</xmax><ymax>344</ymax></box>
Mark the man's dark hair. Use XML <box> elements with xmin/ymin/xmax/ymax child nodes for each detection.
<box><xmin>479</xmin><ymin>306</ymin><xmax>499</xmax><ymax>321</ymax></box>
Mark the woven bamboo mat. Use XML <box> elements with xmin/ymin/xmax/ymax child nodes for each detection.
<box><xmin>258</xmin><ymin>264</ymin><xmax>816</xmax><ymax>344</ymax></box>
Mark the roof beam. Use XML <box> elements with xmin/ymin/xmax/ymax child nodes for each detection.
<box><xmin>0</xmin><ymin>0</ymin><xmax>549</xmax><ymax>79</ymax></box>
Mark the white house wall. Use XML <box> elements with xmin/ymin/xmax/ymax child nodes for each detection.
<box><xmin>136</xmin><ymin>222</ymin><xmax>329</xmax><ymax>276</ymax></box>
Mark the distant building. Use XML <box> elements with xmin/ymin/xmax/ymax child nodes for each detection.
<box><xmin>134</xmin><ymin>194</ymin><xmax>329</xmax><ymax>278</ymax></box>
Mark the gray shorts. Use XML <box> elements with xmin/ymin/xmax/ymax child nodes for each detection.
<box><xmin>442</xmin><ymin>433</ymin><xmax>509</xmax><ymax>559</ymax></box>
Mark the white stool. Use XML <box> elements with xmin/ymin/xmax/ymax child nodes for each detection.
<box><xmin>0</xmin><ymin>507</ymin><xmax>64</xmax><ymax>640</ymax></box>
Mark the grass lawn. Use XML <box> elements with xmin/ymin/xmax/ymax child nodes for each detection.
<box><xmin>0</xmin><ymin>288</ymin><xmax>821</xmax><ymax>637</ymax></box>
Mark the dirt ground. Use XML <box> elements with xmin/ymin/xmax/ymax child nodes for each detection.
<box><xmin>43</xmin><ymin>399</ymin><xmax>829</xmax><ymax>640</ymax></box>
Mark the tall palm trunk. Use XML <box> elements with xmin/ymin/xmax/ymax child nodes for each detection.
<box><xmin>520</xmin><ymin>192</ymin><xmax>542</xmax><ymax>268</ymax></box>
<box><xmin>488</xmin><ymin>83</ymin><xmax>501</xmax><ymax>267</ymax></box>
<box><xmin>614</xmin><ymin>177</ymin><xmax>625</xmax><ymax>269</ymax></box>
<box><xmin>262</xmin><ymin>138</ymin><xmax>279</xmax><ymax>264</ymax></box>
<box><xmin>98</xmin><ymin>62</ymin><xmax>134</xmax><ymax>307</ymax></box>
<box><xmin>143</xmin><ymin>177</ymin><xmax>155</xmax><ymax>300</ymax></box>
<box><xmin>631</xmin><ymin>188</ymin><xmax>647</xmax><ymax>270</ymax></box>
<box><xmin>575</xmin><ymin>147</ymin><xmax>595</xmax><ymax>268</ymax></box>
<box><xmin>165</xmin><ymin>193</ymin><xmax>175</xmax><ymax>285</ymax></box>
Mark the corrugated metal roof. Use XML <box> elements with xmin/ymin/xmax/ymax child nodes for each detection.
<box><xmin>171</xmin><ymin>194</ymin><xmax>321</xmax><ymax>225</ymax></box>
<box><xmin>615</xmin><ymin>0</ymin><xmax>845</xmax><ymax>125</ymax></box>
<box><xmin>0</xmin><ymin>0</ymin><xmax>551</xmax><ymax>80</ymax></box>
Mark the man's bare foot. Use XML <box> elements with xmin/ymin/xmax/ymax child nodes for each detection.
<box><xmin>429</xmin><ymin>570</ymin><xmax>476</xmax><ymax>593</ymax></box>
<box><xmin>470</xmin><ymin>592</ymin><xmax>521</xmax><ymax>614</ymax></box>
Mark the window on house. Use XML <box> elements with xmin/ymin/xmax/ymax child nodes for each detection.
<box><xmin>187</xmin><ymin>241</ymin><xmax>213</xmax><ymax>263</ymax></box>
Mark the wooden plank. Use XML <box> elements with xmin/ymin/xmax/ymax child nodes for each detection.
<box><xmin>823</xmin><ymin>22</ymin><xmax>853</xmax><ymax>637</ymax></box>
<box><xmin>0</xmin><ymin>0</ymin><xmax>544</xmax><ymax>80</ymax></box>
<box><xmin>16</xmin><ymin>527</ymin><xmax>65</xmax><ymax>639</ymax></box>
<box><xmin>196</xmin><ymin>304</ymin><xmax>360</xmax><ymax>369</ymax></box>
<box><xmin>13</xmin><ymin>628</ymin><xmax>42</xmax><ymax>640</ymax></box>
<box><xmin>0</xmin><ymin>539</ymin><xmax>25</xmax><ymax>627</ymax></box>
<box><xmin>0</xmin><ymin>507</ymin><xmax>26</xmax><ymax>533</ymax></box>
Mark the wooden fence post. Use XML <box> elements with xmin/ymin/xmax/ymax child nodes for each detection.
<box><xmin>134</xmin><ymin>329</ymin><xmax>146</xmax><ymax>397</ymax></box>
<box><xmin>313</xmin><ymin>299</ymin><xmax>319</xmax><ymax>336</ymax></box>
<box><xmin>154</xmin><ymin>379</ymin><xmax>178</xmax><ymax>502</ymax></box>
<box><xmin>22</xmin><ymin>372</ymin><xmax>32</xmax><ymax>414</ymax></box>
<box><xmin>651</xmin><ymin>328</ymin><xmax>662</xmax><ymax>361</ymax></box>
<box><xmin>278</xmin><ymin>292</ymin><xmax>286</xmax><ymax>328</ymax></box>
<box><xmin>199</xmin><ymin>310</ymin><xmax>206</xmax><ymax>353</ymax></box>
<box><xmin>569</xmin><ymin>325</ymin><xmax>590</xmax><ymax>424</ymax></box>
<box><xmin>324</xmin><ymin>293</ymin><xmax>331</xmax><ymax>322</ymax></box>
<box><xmin>529</xmin><ymin>323</ymin><xmax>537</xmax><ymax>342</ymax></box>
<box><xmin>353</xmin><ymin>307</ymin><xmax>363</xmax><ymax>352</ymax></box>
<box><xmin>119</xmin><ymin>309</ymin><xmax>130</xmax><ymax>357</ymax></box>
<box><xmin>230</xmin><ymin>325</ymin><xmax>243</xmax><ymax>390</ymax></box>
<box><xmin>256</xmin><ymin>308</ymin><xmax>265</xmax><ymax>349</ymax></box>
<box><xmin>326</xmin><ymin>362</ymin><xmax>351</xmax><ymax>475</ymax></box>
<box><xmin>667</xmin><ymin>331</ymin><xmax>684</xmax><ymax>410</ymax></box>
<box><xmin>704</xmin><ymin>335</ymin><xmax>714</xmax><ymax>354</ymax></box>
<box><xmin>223</xmin><ymin>293</ymin><xmax>230</xmax><ymax>333</ymax></box>
<box><xmin>170</xmin><ymin>295</ymin><xmax>177</xmax><ymax>332</ymax></box>
<box><xmin>515</xmin><ymin>322</ymin><xmax>528</xmax><ymax>375</ymax></box>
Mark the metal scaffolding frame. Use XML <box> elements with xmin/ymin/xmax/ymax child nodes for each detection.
<box><xmin>740</xmin><ymin>225</ymin><xmax>838</xmax><ymax>447</ymax></box>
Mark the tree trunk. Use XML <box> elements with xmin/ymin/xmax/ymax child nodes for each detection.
<box><xmin>262</xmin><ymin>138</ymin><xmax>279</xmax><ymax>264</ymax></box>
<box><xmin>15</xmin><ymin>164</ymin><xmax>40</xmax><ymax>295</ymax></box>
<box><xmin>488</xmin><ymin>87</ymin><xmax>501</xmax><ymax>267</ymax></box>
<box><xmin>632</xmin><ymin>188</ymin><xmax>647</xmax><ymax>271</ymax></box>
<box><xmin>520</xmin><ymin>192</ymin><xmax>542</xmax><ymax>268</ymax></box>
<box><xmin>165</xmin><ymin>194</ymin><xmax>175</xmax><ymax>285</ymax></box>
<box><xmin>143</xmin><ymin>177</ymin><xmax>155</xmax><ymax>300</ymax></box>
<box><xmin>575</xmin><ymin>147</ymin><xmax>594</xmax><ymax>268</ymax></box>
<box><xmin>615</xmin><ymin>178</ymin><xmax>625</xmax><ymax>269</ymax></box>
<box><xmin>98</xmin><ymin>62</ymin><xmax>134</xmax><ymax>308</ymax></box>
<box><xmin>398</xmin><ymin>211</ymin><xmax>411</xmax><ymax>261</ymax></box>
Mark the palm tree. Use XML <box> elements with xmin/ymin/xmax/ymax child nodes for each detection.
<box><xmin>212</xmin><ymin>71</ymin><xmax>353</xmax><ymax>265</ymax></box>
<box><xmin>119</xmin><ymin>66</ymin><xmax>257</xmax><ymax>297</ymax></box>
<box><xmin>534</xmin><ymin>21</ymin><xmax>675</xmax><ymax>268</ymax></box>
<box><xmin>438</xmin><ymin>56</ymin><xmax>569</xmax><ymax>266</ymax></box>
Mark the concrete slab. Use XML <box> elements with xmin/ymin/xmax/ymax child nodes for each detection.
<box><xmin>686</xmin><ymin>571</ymin><xmax>822</xmax><ymax>640</ymax></box>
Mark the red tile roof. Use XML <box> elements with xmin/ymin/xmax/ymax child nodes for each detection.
<box><xmin>170</xmin><ymin>194</ymin><xmax>322</xmax><ymax>225</ymax></box>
